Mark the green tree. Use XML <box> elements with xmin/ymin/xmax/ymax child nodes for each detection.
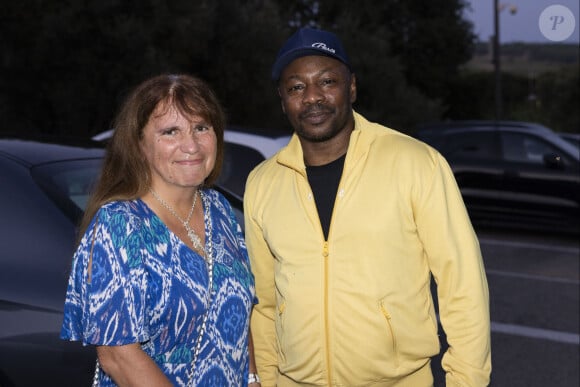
<box><xmin>527</xmin><ymin>67</ymin><xmax>579</xmax><ymax>133</ymax></box>
<box><xmin>380</xmin><ymin>0</ymin><xmax>476</xmax><ymax>100</ymax></box>
<box><xmin>445</xmin><ymin>71</ymin><xmax>496</xmax><ymax>120</ymax></box>
<box><xmin>1</xmin><ymin>0</ymin><xmax>220</xmax><ymax>135</ymax></box>
<box><xmin>5</xmin><ymin>0</ymin><xmax>547</xmax><ymax>138</ymax></box>
<box><xmin>206</xmin><ymin>0</ymin><xmax>289</xmax><ymax>131</ymax></box>
<box><xmin>289</xmin><ymin>0</ymin><xmax>476</xmax><ymax>101</ymax></box>
<box><xmin>272</xmin><ymin>0</ymin><xmax>452</xmax><ymax>131</ymax></box>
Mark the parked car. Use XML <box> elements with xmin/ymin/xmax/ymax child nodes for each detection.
<box><xmin>558</xmin><ymin>132</ymin><xmax>580</xmax><ymax>150</ymax></box>
<box><xmin>414</xmin><ymin>121</ymin><xmax>580</xmax><ymax>233</ymax></box>
<box><xmin>0</xmin><ymin>135</ymin><xmax>244</xmax><ymax>386</ymax></box>
<box><xmin>92</xmin><ymin>127</ymin><xmax>291</xmax><ymax>198</ymax></box>
<box><xmin>218</xmin><ymin>127</ymin><xmax>290</xmax><ymax>197</ymax></box>
<box><xmin>224</xmin><ymin>126</ymin><xmax>291</xmax><ymax>159</ymax></box>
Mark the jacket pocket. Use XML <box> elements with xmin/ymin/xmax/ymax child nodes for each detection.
<box><xmin>378</xmin><ymin>296</ymin><xmax>440</xmax><ymax>365</ymax></box>
<box><xmin>379</xmin><ymin>300</ymin><xmax>400</xmax><ymax>368</ymax></box>
<box><xmin>275</xmin><ymin>299</ymin><xmax>287</xmax><ymax>363</ymax></box>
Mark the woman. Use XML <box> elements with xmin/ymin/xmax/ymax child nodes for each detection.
<box><xmin>61</xmin><ymin>74</ymin><xmax>260</xmax><ymax>386</ymax></box>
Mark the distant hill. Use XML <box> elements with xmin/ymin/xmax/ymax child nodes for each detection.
<box><xmin>464</xmin><ymin>41</ymin><xmax>579</xmax><ymax>75</ymax></box>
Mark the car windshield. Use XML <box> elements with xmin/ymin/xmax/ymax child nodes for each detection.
<box><xmin>27</xmin><ymin>153</ymin><xmax>252</xmax><ymax>227</ymax></box>
<box><xmin>31</xmin><ymin>159</ymin><xmax>103</xmax><ymax>222</ymax></box>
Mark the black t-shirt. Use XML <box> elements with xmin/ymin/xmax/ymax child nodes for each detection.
<box><xmin>306</xmin><ymin>154</ymin><xmax>346</xmax><ymax>240</ymax></box>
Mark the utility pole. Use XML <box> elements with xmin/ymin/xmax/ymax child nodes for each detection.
<box><xmin>493</xmin><ymin>1</ymin><xmax>517</xmax><ymax>123</ymax></box>
<box><xmin>493</xmin><ymin>0</ymin><xmax>501</xmax><ymax>122</ymax></box>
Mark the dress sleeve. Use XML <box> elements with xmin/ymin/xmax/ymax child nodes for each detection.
<box><xmin>414</xmin><ymin>152</ymin><xmax>492</xmax><ymax>386</ymax></box>
<box><xmin>61</xmin><ymin>205</ymin><xmax>149</xmax><ymax>346</ymax></box>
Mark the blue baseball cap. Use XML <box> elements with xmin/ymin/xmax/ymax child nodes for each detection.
<box><xmin>271</xmin><ymin>27</ymin><xmax>351</xmax><ymax>81</ymax></box>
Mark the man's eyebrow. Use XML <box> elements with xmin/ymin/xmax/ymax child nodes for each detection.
<box><xmin>283</xmin><ymin>65</ymin><xmax>342</xmax><ymax>82</ymax></box>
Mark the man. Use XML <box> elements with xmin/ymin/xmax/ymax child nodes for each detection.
<box><xmin>244</xmin><ymin>27</ymin><xmax>491</xmax><ymax>386</ymax></box>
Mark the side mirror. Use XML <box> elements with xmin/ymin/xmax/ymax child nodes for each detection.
<box><xmin>543</xmin><ymin>153</ymin><xmax>564</xmax><ymax>170</ymax></box>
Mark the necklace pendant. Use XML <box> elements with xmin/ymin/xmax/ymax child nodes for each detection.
<box><xmin>187</xmin><ymin>228</ymin><xmax>203</xmax><ymax>251</ymax></box>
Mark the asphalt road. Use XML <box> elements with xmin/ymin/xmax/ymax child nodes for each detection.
<box><xmin>432</xmin><ymin>226</ymin><xmax>579</xmax><ymax>386</ymax></box>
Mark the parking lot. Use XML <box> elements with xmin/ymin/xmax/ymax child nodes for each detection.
<box><xmin>434</xmin><ymin>227</ymin><xmax>579</xmax><ymax>386</ymax></box>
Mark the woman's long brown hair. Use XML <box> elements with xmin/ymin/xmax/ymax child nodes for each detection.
<box><xmin>77</xmin><ymin>74</ymin><xmax>225</xmax><ymax>243</ymax></box>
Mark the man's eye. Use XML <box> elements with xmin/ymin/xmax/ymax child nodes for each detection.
<box><xmin>321</xmin><ymin>78</ymin><xmax>335</xmax><ymax>85</ymax></box>
<box><xmin>163</xmin><ymin>128</ymin><xmax>178</xmax><ymax>135</ymax></box>
<box><xmin>287</xmin><ymin>84</ymin><xmax>304</xmax><ymax>93</ymax></box>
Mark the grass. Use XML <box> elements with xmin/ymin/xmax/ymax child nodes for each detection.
<box><xmin>464</xmin><ymin>42</ymin><xmax>579</xmax><ymax>76</ymax></box>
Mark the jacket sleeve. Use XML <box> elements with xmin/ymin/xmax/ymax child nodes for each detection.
<box><xmin>244</xmin><ymin>175</ymin><xmax>279</xmax><ymax>387</ymax></box>
<box><xmin>414</xmin><ymin>152</ymin><xmax>492</xmax><ymax>386</ymax></box>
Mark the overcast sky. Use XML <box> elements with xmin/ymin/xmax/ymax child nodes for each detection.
<box><xmin>464</xmin><ymin>0</ymin><xmax>579</xmax><ymax>43</ymax></box>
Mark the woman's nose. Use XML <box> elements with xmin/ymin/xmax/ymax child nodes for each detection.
<box><xmin>181</xmin><ymin>131</ymin><xmax>200</xmax><ymax>153</ymax></box>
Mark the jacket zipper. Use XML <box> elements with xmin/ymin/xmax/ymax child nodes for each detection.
<box><xmin>323</xmin><ymin>240</ymin><xmax>331</xmax><ymax>385</ymax></box>
<box><xmin>322</xmin><ymin>187</ymin><xmax>344</xmax><ymax>386</ymax></box>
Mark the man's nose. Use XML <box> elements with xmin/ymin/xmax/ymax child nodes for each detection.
<box><xmin>302</xmin><ymin>85</ymin><xmax>325</xmax><ymax>105</ymax></box>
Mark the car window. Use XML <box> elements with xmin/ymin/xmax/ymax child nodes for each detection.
<box><xmin>559</xmin><ymin>133</ymin><xmax>580</xmax><ymax>150</ymax></box>
<box><xmin>442</xmin><ymin>131</ymin><xmax>498</xmax><ymax>160</ymax></box>
<box><xmin>501</xmin><ymin>132</ymin><xmax>571</xmax><ymax>165</ymax></box>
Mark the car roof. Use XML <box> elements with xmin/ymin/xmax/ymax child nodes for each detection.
<box><xmin>224</xmin><ymin>130</ymin><xmax>290</xmax><ymax>158</ymax></box>
<box><xmin>414</xmin><ymin>121</ymin><xmax>579</xmax><ymax>160</ymax></box>
<box><xmin>226</xmin><ymin>125</ymin><xmax>292</xmax><ymax>139</ymax></box>
<box><xmin>91</xmin><ymin>125</ymin><xmax>292</xmax><ymax>141</ymax></box>
<box><xmin>0</xmin><ymin>134</ymin><xmax>245</xmax><ymax>212</ymax></box>
<box><xmin>416</xmin><ymin>120</ymin><xmax>552</xmax><ymax>134</ymax></box>
<box><xmin>0</xmin><ymin>137</ymin><xmax>105</xmax><ymax>166</ymax></box>
<box><xmin>91</xmin><ymin>126</ymin><xmax>293</xmax><ymax>159</ymax></box>
<box><xmin>559</xmin><ymin>132</ymin><xmax>580</xmax><ymax>140</ymax></box>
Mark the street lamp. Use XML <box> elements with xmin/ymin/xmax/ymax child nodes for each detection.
<box><xmin>493</xmin><ymin>1</ymin><xmax>517</xmax><ymax>122</ymax></box>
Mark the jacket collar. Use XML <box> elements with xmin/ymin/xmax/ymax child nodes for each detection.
<box><xmin>276</xmin><ymin>110</ymin><xmax>372</xmax><ymax>175</ymax></box>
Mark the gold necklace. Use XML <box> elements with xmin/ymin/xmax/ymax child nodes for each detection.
<box><xmin>149</xmin><ymin>188</ymin><xmax>203</xmax><ymax>252</ymax></box>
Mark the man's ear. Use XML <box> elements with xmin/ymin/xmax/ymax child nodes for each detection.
<box><xmin>278</xmin><ymin>88</ymin><xmax>286</xmax><ymax>114</ymax></box>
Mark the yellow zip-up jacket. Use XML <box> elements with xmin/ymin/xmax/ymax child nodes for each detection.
<box><xmin>244</xmin><ymin>112</ymin><xmax>491</xmax><ymax>387</ymax></box>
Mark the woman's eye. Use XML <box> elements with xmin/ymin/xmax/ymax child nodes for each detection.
<box><xmin>163</xmin><ymin>128</ymin><xmax>178</xmax><ymax>136</ymax></box>
<box><xmin>194</xmin><ymin>125</ymin><xmax>210</xmax><ymax>132</ymax></box>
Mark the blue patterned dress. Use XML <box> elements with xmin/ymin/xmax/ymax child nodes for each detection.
<box><xmin>61</xmin><ymin>189</ymin><xmax>255</xmax><ymax>386</ymax></box>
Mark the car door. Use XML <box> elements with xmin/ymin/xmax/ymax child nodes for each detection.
<box><xmin>499</xmin><ymin>130</ymin><xmax>580</xmax><ymax>223</ymax></box>
<box><xmin>440</xmin><ymin>129</ymin><xmax>504</xmax><ymax>217</ymax></box>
